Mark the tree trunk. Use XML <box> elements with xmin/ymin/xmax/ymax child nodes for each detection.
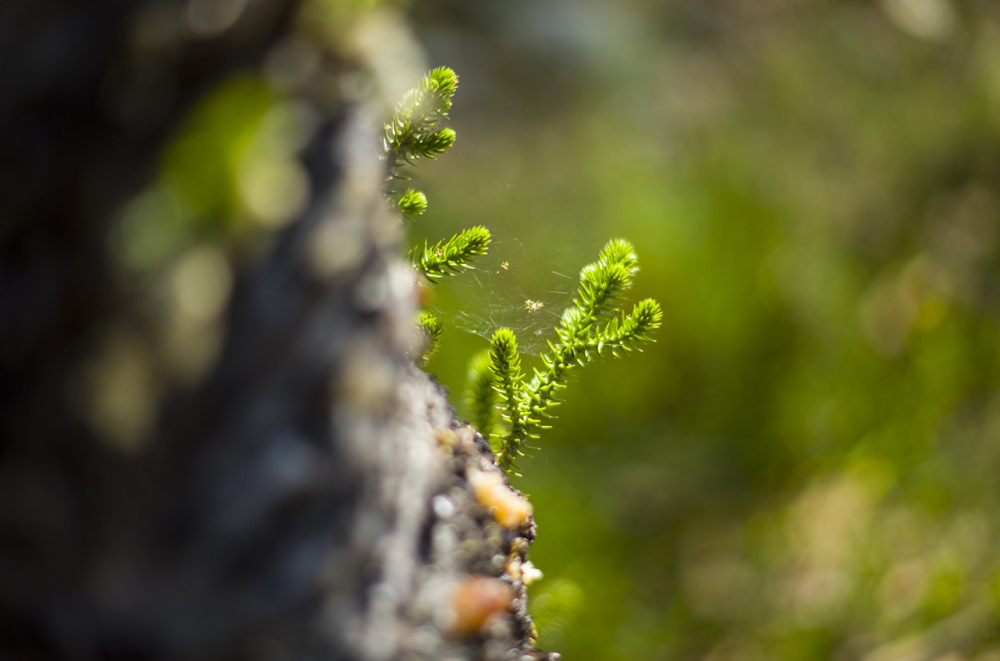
<box><xmin>0</xmin><ymin>2</ymin><xmax>552</xmax><ymax>659</ymax></box>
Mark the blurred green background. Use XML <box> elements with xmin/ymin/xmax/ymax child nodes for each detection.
<box><xmin>406</xmin><ymin>1</ymin><xmax>1000</xmax><ymax>659</ymax></box>
<box><xmin>115</xmin><ymin>0</ymin><xmax>1000</xmax><ymax>658</ymax></box>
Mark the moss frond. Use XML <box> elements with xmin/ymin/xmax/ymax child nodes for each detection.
<box><xmin>383</xmin><ymin>67</ymin><xmax>459</xmax><ymax>170</ymax></box>
<box><xmin>466</xmin><ymin>350</ymin><xmax>499</xmax><ymax>447</ymax></box>
<box><xmin>395</xmin><ymin>188</ymin><xmax>428</xmax><ymax>218</ymax></box>
<box><xmin>417</xmin><ymin>311</ymin><xmax>443</xmax><ymax>365</ymax></box>
<box><xmin>383</xmin><ymin>68</ymin><xmax>460</xmax><ymax>216</ymax></box>
<box><xmin>409</xmin><ymin>226</ymin><xmax>491</xmax><ymax>282</ymax></box>
<box><xmin>489</xmin><ymin>328</ymin><xmax>529</xmax><ymax>474</ymax></box>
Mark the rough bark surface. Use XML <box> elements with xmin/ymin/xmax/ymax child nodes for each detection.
<box><xmin>0</xmin><ymin>2</ymin><xmax>554</xmax><ymax>659</ymax></box>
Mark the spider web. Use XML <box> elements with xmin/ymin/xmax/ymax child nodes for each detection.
<box><xmin>427</xmin><ymin>233</ymin><xmax>592</xmax><ymax>356</ymax></box>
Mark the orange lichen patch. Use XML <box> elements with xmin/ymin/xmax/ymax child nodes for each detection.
<box><xmin>436</xmin><ymin>426</ymin><xmax>477</xmax><ymax>456</ymax></box>
<box><xmin>469</xmin><ymin>470</ymin><xmax>533</xmax><ymax>530</ymax></box>
<box><xmin>447</xmin><ymin>577</ymin><xmax>515</xmax><ymax>638</ymax></box>
<box><xmin>435</xmin><ymin>428</ymin><xmax>458</xmax><ymax>452</ymax></box>
<box><xmin>505</xmin><ymin>555</ymin><xmax>520</xmax><ymax>581</ymax></box>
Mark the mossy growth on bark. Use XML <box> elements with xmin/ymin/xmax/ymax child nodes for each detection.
<box><xmin>385</xmin><ymin>68</ymin><xmax>662</xmax><ymax>476</ymax></box>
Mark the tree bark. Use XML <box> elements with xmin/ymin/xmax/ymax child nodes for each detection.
<box><xmin>0</xmin><ymin>2</ymin><xmax>552</xmax><ymax>659</ymax></box>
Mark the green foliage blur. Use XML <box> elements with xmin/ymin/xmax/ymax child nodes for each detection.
<box><xmin>409</xmin><ymin>1</ymin><xmax>1000</xmax><ymax>659</ymax></box>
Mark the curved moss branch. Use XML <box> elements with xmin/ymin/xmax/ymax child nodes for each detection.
<box><xmin>408</xmin><ymin>225</ymin><xmax>491</xmax><ymax>282</ymax></box>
